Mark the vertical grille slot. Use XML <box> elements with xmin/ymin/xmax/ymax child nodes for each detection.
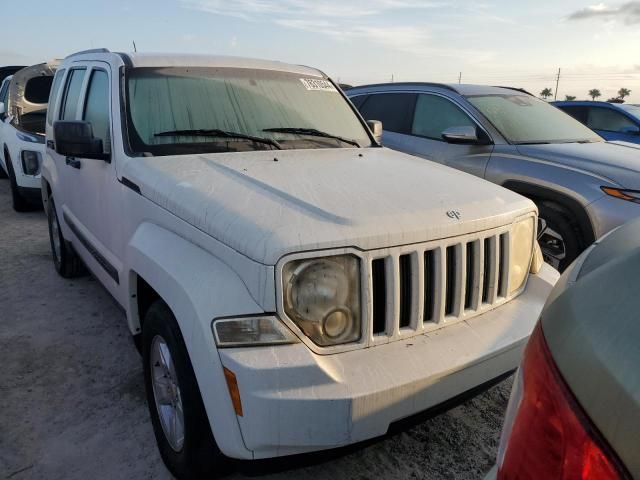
<box><xmin>399</xmin><ymin>254</ymin><xmax>412</xmax><ymax>328</ymax></box>
<box><xmin>371</xmin><ymin>258</ymin><xmax>387</xmax><ymax>334</ymax></box>
<box><xmin>424</xmin><ymin>249</ymin><xmax>436</xmax><ymax>322</ymax></box>
<box><xmin>464</xmin><ymin>242</ymin><xmax>476</xmax><ymax>310</ymax></box>
<box><xmin>482</xmin><ymin>237</ymin><xmax>493</xmax><ymax>304</ymax></box>
<box><xmin>498</xmin><ymin>233</ymin><xmax>509</xmax><ymax>297</ymax></box>
<box><xmin>445</xmin><ymin>245</ymin><xmax>457</xmax><ymax>316</ymax></box>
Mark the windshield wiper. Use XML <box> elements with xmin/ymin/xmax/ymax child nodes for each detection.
<box><xmin>263</xmin><ymin>127</ymin><xmax>361</xmax><ymax>148</ymax></box>
<box><xmin>513</xmin><ymin>141</ymin><xmax>551</xmax><ymax>145</ymax></box>
<box><xmin>154</xmin><ymin>129</ymin><xmax>281</xmax><ymax>150</ymax></box>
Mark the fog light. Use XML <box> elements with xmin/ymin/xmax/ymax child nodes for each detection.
<box><xmin>21</xmin><ymin>150</ymin><xmax>42</xmax><ymax>175</ymax></box>
<box><xmin>323</xmin><ymin>308</ymin><xmax>351</xmax><ymax>339</ymax></box>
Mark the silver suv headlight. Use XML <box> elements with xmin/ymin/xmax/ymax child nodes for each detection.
<box><xmin>509</xmin><ymin>217</ymin><xmax>535</xmax><ymax>295</ymax></box>
<box><xmin>283</xmin><ymin>254</ymin><xmax>361</xmax><ymax>346</ymax></box>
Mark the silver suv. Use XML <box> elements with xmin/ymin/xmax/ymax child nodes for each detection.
<box><xmin>347</xmin><ymin>83</ymin><xmax>640</xmax><ymax>270</ymax></box>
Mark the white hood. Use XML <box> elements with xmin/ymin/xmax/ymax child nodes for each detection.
<box><xmin>122</xmin><ymin>147</ymin><xmax>534</xmax><ymax>265</ymax></box>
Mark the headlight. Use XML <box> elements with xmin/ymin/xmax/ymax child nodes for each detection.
<box><xmin>21</xmin><ymin>150</ymin><xmax>42</xmax><ymax>175</ymax></box>
<box><xmin>283</xmin><ymin>255</ymin><xmax>361</xmax><ymax>346</ymax></box>
<box><xmin>530</xmin><ymin>241</ymin><xmax>544</xmax><ymax>274</ymax></box>
<box><xmin>212</xmin><ymin>316</ymin><xmax>299</xmax><ymax>348</ymax></box>
<box><xmin>601</xmin><ymin>186</ymin><xmax>640</xmax><ymax>204</ymax></box>
<box><xmin>509</xmin><ymin>217</ymin><xmax>535</xmax><ymax>295</ymax></box>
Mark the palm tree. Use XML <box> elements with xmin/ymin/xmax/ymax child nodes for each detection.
<box><xmin>565</xmin><ymin>95</ymin><xmax>576</xmax><ymax>101</ymax></box>
<box><xmin>618</xmin><ymin>88</ymin><xmax>631</xmax><ymax>100</ymax></box>
<box><xmin>540</xmin><ymin>88</ymin><xmax>553</xmax><ymax>100</ymax></box>
<box><xmin>588</xmin><ymin>89</ymin><xmax>601</xmax><ymax>101</ymax></box>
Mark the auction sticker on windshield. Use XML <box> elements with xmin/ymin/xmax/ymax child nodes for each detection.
<box><xmin>300</xmin><ymin>78</ymin><xmax>338</xmax><ymax>92</ymax></box>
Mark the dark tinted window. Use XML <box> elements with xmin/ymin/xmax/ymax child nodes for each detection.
<box><xmin>412</xmin><ymin>94</ymin><xmax>475</xmax><ymax>140</ymax></box>
<box><xmin>359</xmin><ymin>93</ymin><xmax>416</xmax><ymax>134</ymax></box>
<box><xmin>0</xmin><ymin>79</ymin><xmax>10</xmax><ymax>105</ymax></box>
<box><xmin>61</xmin><ymin>69</ymin><xmax>86</xmax><ymax>120</ymax></box>
<box><xmin>557</xmin><ymin>105</ymin><xmax>589</xmax><ymax>124</ymax></box>
<box><xmin>588</xmin><ymin>107</ymin><xmax>637</xmax><ymax>133</ymax></box>
<box><xmin>47</xmin><ymin>69</ymin><xmax>65</xmax><ymax>125</ymax></box>
<box><xmin>83</xmin><ymin>70</ymin><xmax>110</xmax><ymax>152</ymax></box>
<box><xmin>350</xmin><ymin>95</ymin><xmax>369</xmax><ymax>109</ymax></box>
<box><xmin>24</xmin><ymin>76</ymin><xmax>54</xmax><ymax>104</ymax></box>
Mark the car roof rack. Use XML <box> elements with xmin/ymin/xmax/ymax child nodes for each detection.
<box><xmin>67</xmin><ymin>48</ymin><xmax>111</xmax><ymax>58</ymax></box>
<box><xmin>351</xmin><ymin>82</ymin><xmax>459</xmax><ymax>93</ymax></box>
<box><xmin>492</xmin><ymin>86</ymin><xmax>533</xmax><ymax>96</ymax></box>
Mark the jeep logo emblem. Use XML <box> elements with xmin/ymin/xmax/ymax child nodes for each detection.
<box><xmin>446</xmin><ymin>210</ymin><xmax>461</xmax><ymax>220</ymax></box>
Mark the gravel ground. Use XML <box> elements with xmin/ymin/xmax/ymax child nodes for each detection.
<box><xmin>0</xmin><ymin>180</ymin><xmax>511</xmax><ymax>480</ymax></box>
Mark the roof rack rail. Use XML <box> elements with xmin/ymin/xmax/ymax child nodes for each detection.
<box><xmin>67</xmin><ymin>48</ymin><xmax>111</xmax><ymax>58</ymax></box>
<box><xmin>351</xmin><ymin>82</ymin><xmax>459</xmax><ymax>93</ymax></box>
<box><xmin>492</xmin><ymin>86</ymin><xmax>533</xmax><ymax>96</ymax></box>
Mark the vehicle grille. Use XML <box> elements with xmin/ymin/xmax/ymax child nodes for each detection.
<box><xmin>366</xmin><ymin>226</ymin><xmax>515</xmax><ymax>341</ymax></box>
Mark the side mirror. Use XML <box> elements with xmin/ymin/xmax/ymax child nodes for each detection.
<box><xmin>53</xmin><ymin>121</ymin><xmax>109</xmax><ymax>161</ymax></box>
<box><xmin>442</xmin><ymin>126</ymin><xmax>481</xmax><ymax>145</ymax></box>
<box><xmin>367</xmin><ymin>119</ymin><xmax>383</xmax><ymax>144</ymax></box>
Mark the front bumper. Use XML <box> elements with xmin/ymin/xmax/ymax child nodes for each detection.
<box><xmin>219</xmin><ymin>263</ymin><xmax>558</xmax><ymax>459</ymax></box>
<box><xmin>587</xmin><ymin>194</ymin><xmax>640</xmax><ymax>239</ymax></box>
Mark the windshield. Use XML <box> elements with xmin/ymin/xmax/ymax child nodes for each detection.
<box><xmin>125</xmin><ymin>67</ymin><xmax>372</xmax><ymax>156</ymax></box>
<box><xmin>619</xmin><ymin>104</ymin><xmax>640</xmax><ymax>121</ymax></box>
<box><xmin>466</xmin><ymin>94</ymin><xmax>602</xmax><ymax>144</ymax></box>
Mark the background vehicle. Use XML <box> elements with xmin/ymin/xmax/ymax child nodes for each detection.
<box><xmin>42</xmin><ymin>49</ymin><xmax>556</xmax><ymax>479</ymax></box>
<box><xmin>0</xmin><ymin>61</ymin><xmax>58</xmax><ymax>210</ymax></box>
<box><xmin>486</xmin><ymin>218</ymin><xmax>640</xmax><ymax>479</ymax></box>
<box><xmin>552</xmin><ymin>100</ymin><xmax>640</xmax><ymax>144</ymax></box>
<box><xmin>347</xmin><ymin>83</ymin><xmax>640</xmax><ymax>271</ymax></box>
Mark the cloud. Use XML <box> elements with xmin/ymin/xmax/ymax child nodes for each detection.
<box><xmin>181</xmin><ymin>0</ymin><xmax>455</xmax><ymax>56</ymax></box>
<box><xmin>568</xmin><ymin>2</ymin><xmax>640</xmax><ymax>24</ymax></box>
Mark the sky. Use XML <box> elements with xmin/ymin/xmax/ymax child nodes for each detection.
<box><xmin>2</xmin><ymin>0</ymin><xmax>640</xmax><ymax>102</ymax></box>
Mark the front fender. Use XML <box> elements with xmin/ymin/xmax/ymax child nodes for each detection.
<box><xmin>126</xmin><ymin>222</ymin><xmax>260</xmax><ymax>459</ymax></box>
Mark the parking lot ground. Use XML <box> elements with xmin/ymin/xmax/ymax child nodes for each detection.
<box><xmin>0</xmin><ymin>180</ymin><xmax>511</xmax><ymax>480</ymax></box>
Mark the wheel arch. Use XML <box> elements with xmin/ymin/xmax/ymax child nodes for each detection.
<box><xmin>502</xmin><ymin>180</ymin><xmax>596</xmax><ymax>247</ymax></box>
<box><xmin>125</xmin><ymin>222</ymin><xmax>258</xmax><ymax>459</ymax></box>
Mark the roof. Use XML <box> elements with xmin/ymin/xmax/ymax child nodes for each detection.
<box><xmin>552</xmin><ymin>100</ymin><xmax>622</xmax><ymax>107</ymax></box>
<box><xmin>66</xmin><ymin>50</ymin><xmax>325</xmax><ymax>77</ymax></box>
<box><xmin>346</xmin><ymin>82</ymin><xmax>531</xmax><ymax>97</ymax></box>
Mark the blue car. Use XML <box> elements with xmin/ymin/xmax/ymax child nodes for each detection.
<box><xmin>552</xmin><ymin>101</ymin><xmax>640</xmax><ymax>144</ymax></box>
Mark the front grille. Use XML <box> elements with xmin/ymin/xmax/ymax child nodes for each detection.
<box><xmin>367</xmin><ymin>227</ymin><xmax>514</xmax><ymax>340</ymax></box>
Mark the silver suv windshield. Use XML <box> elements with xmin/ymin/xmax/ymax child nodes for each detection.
<box><xmin>125</xmin><ymin>67</ymin><xmax>372</xmax><ymax>156</ymax></box>
<box><xmin>467</xmin><ymin>94</ymin><xmax>602</xmax><ymax>145</ymax></box>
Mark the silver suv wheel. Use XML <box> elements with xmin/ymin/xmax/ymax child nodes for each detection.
<box><xmin>150</xmin><ymin>335</ymin><xmax>185</xmax><ymax>452</ymax></box>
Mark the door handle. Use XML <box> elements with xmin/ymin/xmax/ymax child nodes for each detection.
<box><xmin>46</xmin><ymin>140</ymin><xmax>55</xmax><ymax>150</ymax></box>
<box><xmin>65</xmin><ymin>157</ymin><xmax>81</xmax><ymax>169</ymax></box>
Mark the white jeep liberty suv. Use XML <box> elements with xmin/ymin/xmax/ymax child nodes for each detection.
<box><xmin>42</xmin><ymin>49</ymin><xmax>558</xmax><ymax>479</ymax></box>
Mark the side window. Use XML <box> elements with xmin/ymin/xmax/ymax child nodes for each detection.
<box><xmin>350</xmin><ymin>95</ymin><xmax>369</xmax><ymax>109</ymax></box>
<box><xmin>411</xmin><ymin>94</ymin><xmax>476</xmax><ymax>140</ymax></box>
<box><xmin>588</xmin><ymin>108</ymin><xmax>636</xmax><ymax>133</ymax></box>
<box><xmin>47</xmin><ymin>69</ymin><xmax>66</xmax><ymax>125</ymax></box>
<box><xmin>359</xmin><ymin>93</ymin><xmax>416</xmax><ymax>134</ymax></box>
<box><xmin>60</xmin><ymin>69</ymin><xmax>86</xmax><ymax>120</ymax></box>
<box><xmin>0</xmin><ymin>80</ymin><xmax>9</xmax><ymax>109</ymax></box>
<box><xmin>83</xmin><ymin>70</ymin><xmax>110</xmax><ymax>152</ymax></box>
<box><xmin>559</xmin><ymin>105</ymin><xmax>588</xmax><ymax>124</ymax></box>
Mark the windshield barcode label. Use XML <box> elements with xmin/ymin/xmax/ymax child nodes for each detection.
<box><xmin>300</xmin><ymin>78</ymin><xmax>338</xmax><ymax>92</ymax></box>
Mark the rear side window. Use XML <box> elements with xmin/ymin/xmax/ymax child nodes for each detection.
<box><xmin>61</xmin><ymin>69</ymin><xmax>86</xmax><ymax>120</ymax></box>
<box><xmin>588</xmin><ymin>108</ymin><xmax>637</xmax><ymax>133</ymax></box>
<box><xmin>412</xmin><ymin>94</ymin><xmax>476</xmax><ymax>140</ymax></box>
<box><xmin>0</xmin><ymin>79</ymin><xmax>9</xmax><ymax>105</ymax></box>
<box><xmin>558</xmin><ymin>105</ymin><xmax>588</xmax><ymax>124</ymax></box>
<box><xmin>24</xmin><ymin>76</ymin><xmax>54</xmax><ymax>104</ymax></box>
<box><xmin>359</xmin><ymin>93</ymin><xmax>416</xmax><ymax>134</ymax></box>
<box><xmin>83</xmin><ymin>70</ymin><xmax>110</xmax><ymax>152</ymax></box>
<box><xmin>47</xmin><ymin>69</ymin><xmax>66</xmax><ymax>125</ymax></box>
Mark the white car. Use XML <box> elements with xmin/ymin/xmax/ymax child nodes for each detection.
<box><xmin>0</xmin><ymin>61</ymin><xmax>58</xmax><ymax>211</ymax></box>
<box><xmin>42</xmin><ymin>49</ymin><xmax>558</xmax><ymax>479</ymax></box>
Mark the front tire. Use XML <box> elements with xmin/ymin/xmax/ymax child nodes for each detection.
<box><xmin>47</xmin><ymin>197</ymin><xmax>84</xmax><ymax>278</ymax></box>
<box><xmin>537</xmin><ymin>202</ymin><xmax>582</xmax><ymax>272</ymax></box>
<box><xmin>5</xmin><ymin>152</ymin><xmax>30</xmax><ymax>212</ymax></box>
<box><xmin>142</xmin><ymin>301</ymin><xmax>223</xmax><ymax>479</ymax></box>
